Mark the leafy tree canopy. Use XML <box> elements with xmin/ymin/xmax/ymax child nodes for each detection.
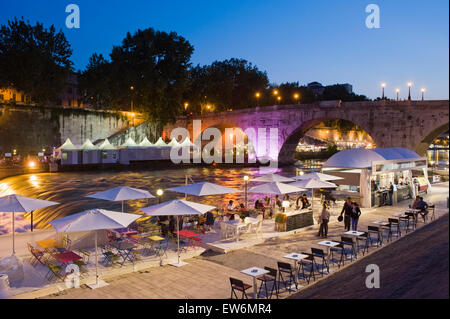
<box><xmin>0</xmin><ymin>17</ymin><xmax>73</xmax><ymax>103</ymax></box>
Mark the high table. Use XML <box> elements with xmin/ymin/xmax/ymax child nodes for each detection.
<box><xmin>54</xmin><ymin>251</ymin><xmax>82</xmax><ymax>264</ymax></box>
<box><xmin>175</xmin><ymin>230</ymin><xmax>200</xmax><ymax>249</ymax></box>
<box><xmin>283</xmin><ymin>253</ymin><xmax>309</xmax><ymax>287</ymax></box>
<box><xmin>241</xmin><ymin>267</ymin><xmax>270</xmax><ymax>299</ymax></box>
<box><xmin>318</xmin><ymin>240</ymin><xmax>341</xmax><ymax>265</ymax></box>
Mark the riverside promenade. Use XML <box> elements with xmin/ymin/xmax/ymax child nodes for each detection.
<box><xmin>18</xmin><ymin>182</ymin><xmax>447</xmax><ymax>300</ymax></box>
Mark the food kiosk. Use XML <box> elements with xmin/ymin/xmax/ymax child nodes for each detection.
<box><xmin>322</xmin><ymin>147</ymin><xmax>429</xmax><ymax>208</ymax></box>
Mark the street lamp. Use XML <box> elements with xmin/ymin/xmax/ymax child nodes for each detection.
<box><xmin>130</xmin><ymin>86</ymin><xmax>135</xmax><ymax>126</ymax></box>
<box><xmin>293</xmin><ymin>93</ymin><xmax>300</xmax><ymax>104</ymax></box>
<box><xmin>277</xmin><ymin>96</ymin><xmax>282</xmax><ymax>104</ymax></box>
<box><xmin>157</xmin><ymin>189</ymin><xmax>164</xmax><ymax>203</ymax></box>
<box><xmin>243</xmin><ymin>175</ymin><xmax>249</xmax><ymax>207</ymax></box>
<box><xmin>255</xmin><ymin>92</ymin><xmax>261</xmax><ymax>106</ymax></box>
<box><xmin>184</xmin><ymin>102</ymin><xmax>189</xmax><ymax>111</ymax></box>
<box><xmin>381</xmin><ymin>83</ymin><xmax>386</xmax><ymax>100</ymax></box>
<box><xmin>421</xmin><ymin>88</ymin><xmax>426</xmax><ymax>101</ymax></box>
<box><xmin>396</xmin><ymin>88</ymin><xmax>400</xmax><ymax>101</ymax></box>
<box><xmin>408</xmin><ymin>82</ymin><xmax>412</xmax><ymax>101</ymax></box>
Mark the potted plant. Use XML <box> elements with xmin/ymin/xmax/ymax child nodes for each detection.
<box><xmin>274</xmin><ymin>213</ymin><xmax>287</xmax><ymax>232</ymax></box>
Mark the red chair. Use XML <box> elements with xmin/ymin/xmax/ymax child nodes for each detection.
<box><xmin>230</xmin><ymin>277</ymin><xmax>252</xmax><ymax>299</ymax></box>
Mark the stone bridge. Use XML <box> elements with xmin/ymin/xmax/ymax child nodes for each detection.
<box><xmin>163</xmin><ymin>100</ymin><xmax>449</xmax><ymax>164</ymax></box>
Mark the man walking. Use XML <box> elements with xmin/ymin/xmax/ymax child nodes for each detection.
<box><xmin>389</xmin><ymin>182</ymin><xmax>394</xmax><ymax>205</ymax></box>
<box><xmin>340</xmin><ymin>197</ymin><xmax>353</xmax><ymax>231</ymax></box>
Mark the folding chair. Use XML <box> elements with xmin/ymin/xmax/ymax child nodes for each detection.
<box><xmin>230</xmin><ymin>277</ymin><xmax>252</xmax><ymax>299</ymax></box>
<box><xmin>356</xmin><ymin>232</ymin><xmax>370</xmax><ymax>256</ymax></box>
<box><xmin>299</xmin><ymin>252</ymin><xmax>316</xmax><ymax>284</ymax></box>
<box><xmin>277</xmin><ymin>261</ymin><xmax>298</xmax><ymax>292</ymax></box>
<box><xmin>341</xmin><ymin>236</ymin><xmax>358</xmax><ymax>261</ymax></box>
<box><xmin>405</xmin><ymin>212</ymin><xmax>417</xmax><ymax>231</ymax></box>
<box><xmin>155</xmin><ymin>238</ymin><xmax>169</xmax><ymax>259</ymax></box>
<box><xmin>329</xmin><ymin>242</ymin><xmax>346</xmax><ymax>268</ymax></box>
<box><xmin>399</xmin><ymin>214</ymin><xmax>411</xmax><ymax>233</ymax></box>
<box><xmin>384</xmin><ymin>218</ymin><xmax>401</xmax><ymax>241</ymax></box>
<box><xmin>368</xmin><ymin>226</ymin><xmax>383</xmax><ymax>247</ymax></box>
<box><xmin>101</xmin><ymin>245</ymin><xmax>120</xmax><ymax>266</ymax></box>
<box><xmin>257</xmin><ymin>267</ymin><xmax>278</xmax><ymax>299</ymax></box>
<box><xmin>427</xmin><ymin>205</ymin><xmax>436</xmax><ymax>221</ymax></box>
<box><xmin>311</xmin><ymin>248</ymin><xmax>329</xmax><ymax>276</ymax></box>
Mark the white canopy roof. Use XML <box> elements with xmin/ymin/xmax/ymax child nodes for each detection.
<box><xmin>324</xmin><ymin>147</ymin><xmax>422</xmax><ymax>169</ymax></box>
<box><xmin>80</xmin><ymin>139</ymin><xmax>98</xmax><ymax>150</ymax></box>
<box><xmin>141</xmin><ymin>199</ymin><xmax>216</xmax><ymax>216</ymax></box>
<box><xmin>251</xmin><ymin>173</ymin><xmax>295</xmax><ymax>183</ymax></box>
<box><xmin>139</xmin><ymin>137</ymin><xmax>154</xmax><ymax>147</ymax></box>
<box><xmin>98</xmin><ymin>139</ymin><xmax>117</xmax><ymax>151</ymax></box>
<box><xmin>292</xmin><ymin>172</ymin><xmax>343</xmax><ymax>181</ymax></box>
<box><xmin>167</xmin><ymin>138</ymin><xmax>181</xmax><ymax>147</ymax></box>
<box><xmin>154</xmin><ymin>137</ymin><xmax>168</xmax><ymax>147</ymax></box>
<box><xmin>290</xmin><ymin>179</ymin><xmax>337</xmax><ymax>189</ymax></box>
<box><xmin>121</xmin><ymin>137</ymin><xmax>137</xmax><ymax>148</ymax></box>
<box><xmin>49</xmin><ymin>209</ymin><xmax>140</xmax><ymax>233</ymax></box>
<box><xmin>248</xmin><ymin>182</ymin><xmax>306</xmax><ymax>195</ymax></box>
<box><xmin>0</xmin><ymin>194</ymin><xmax>59</xmax><ymax>213</ymax></box>
<box><xmin>180</xmin><ymin>138</ymin><xmax>195</xmax><ymax>147</ymax></box>
<box><xmin>167</xmin><ymin>182</ymin><xmax>242</xmax><ymax>196</ymax></box>
<box><xmin>58</xmin><ymin>138</ymin><xmax>78</xmax><ymax>151</ymax></box>
<box><xmin>86</xmin><ymin>186</ymin><xmax>155</xmax><ymax>201</ymax></box>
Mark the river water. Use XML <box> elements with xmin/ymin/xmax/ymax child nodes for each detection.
<box><xmin>0</xmin><ymin>160</ymin><xmax>324</xmax><ymax>234</ymax></box>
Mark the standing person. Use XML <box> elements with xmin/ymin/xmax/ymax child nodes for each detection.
<box><xmin>339</xmin><ymin>197</ymin><xmax>353</xmax><ymax>231</ymax></box>
<box><xmin>388</xmin><ymin>182</ymin><xmax>394</xmax><ymax>206</ymax></box>
<box><xmin>351</xmin><ymin>202</ymin><xmax>362</xmax><ymax>231</ymax></box>
<box><xmin>318</xmin><ymin>202</ymin><xmax>331</xmax><ymax>238</ymax></box>
<box><xmin>205</xmin><ymin>210</ymin><xmax>215</xmax><ymax>232</ymax></box>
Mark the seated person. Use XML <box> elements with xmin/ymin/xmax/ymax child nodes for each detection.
<box><xmin>283</xmin><ymin>194</ymin><xmax>290</xmax><ymax>201</ymax></box>
<box><xmin>227</xmin><ymin>200</ymin><xmax>237</xmax><ymax>211</ymax></box>
<box><xmin>416</xmin><ymin>197</ymin><xmax>429</xmax><ymax>221</ymax></box>
<box><xmin>205</xmin><ymin>211</ymin><xmax>215</xmax><ymax>231</ymax></box>
<box><xmin>239</xmin><ymin>203</ymin><xmax>250</xmax><ymax>217</ymax></box>
<box><xmin>411</xmin><ymin>195</ymin><xmax>420</xmax><ymax>209</ymax></box>
<box><xmin>254</xmin><ymin>200</ymin><xmax>265</xmax><ymax>211</ymax></box>
<box><xmin>296</xmin><ymin>194</ymin><xmax>310</xmax><ymax>209</ymax></box>
<box><xmin>274</xmin><ymin>195</ymin><xmax>282</xmax><ymax>210</ymax></box>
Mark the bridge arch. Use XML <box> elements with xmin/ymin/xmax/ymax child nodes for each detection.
<box><xmin>414</xmin><ymin>122</ymin><xmax>450</xmax><ymax>156</ymax></box>
<box><xmin>278</xmin><ymin>116</ymin><xmax>377</xmax><ymax>164</ymax></box>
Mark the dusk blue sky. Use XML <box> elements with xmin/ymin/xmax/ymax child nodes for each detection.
<box><xmin>1</xmin><ymin>0</ymin><xmax>448</xmax><ymax>100</ymax></box>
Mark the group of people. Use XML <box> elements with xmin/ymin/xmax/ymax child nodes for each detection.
<box><xmin>411</xmin><ymin>195</ymin><xmax>430</xmax><ymax>221</ymax></box>
<box><xmin>318</xmin><ymin>197</ymin><xmax>361</xmax><ymax>238</ymax></box>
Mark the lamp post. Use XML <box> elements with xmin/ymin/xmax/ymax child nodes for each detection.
<box><xmin>408</xmin><ymin>82</ymin><xmax>412</xmax><ymax>101</ymax></box>
<box><xmin>255</xmin><ymin>92</ymin><xmax>261</xmax><ymax>106</ymax></box>
<box><xmin>396</xmin><ymin>88</ymin><xmax>400</xmax><ymax>101</ymax></box>
<box><xmin>243</xmin><ymin>175</ymin><xmax>249</xmax><ymax>207</ymax></box>
<box><xmin>130</xmin><ymin>86</ymin><xmax>135</xmax><ymax>127</ymax></box>
<box><xmin>184</xmin><ymin>102</ymin><xmax>189</xmax><ymax>111</ymax></box>
<box><xmin>157</xmin><ymin>189</ymin><xmax>164</xmax><ymax>204</ymax></box>
<box><xmin>277</xmin><ymin>96</ymin><xmax>282</xmax><ymax>105</ymax></box>
<box><xmin>381</xmin><ymin>83</ymin><xmax>386</xmax><ymax>100</ymax></box>
<box><xmin>421</xmin><ymin>88</ymin><xmax>425</xmax><ymax>101</ymax></box>
<box><xmin>293</xmin><ymin>93</ymin><xmax>300</xmax><ymax>104</ymax></box>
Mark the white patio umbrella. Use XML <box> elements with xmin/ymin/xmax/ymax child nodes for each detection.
<box><xmin>251</xmin><ymin>173</ymin><xmax>294</xmax><ymax>183</ymax></box>
<box><xmin>49</xmin><ymin>209</ymin><xmax>140</xmax><ymax>289</ymax></box>
<box><xmin>0</xmin><ymin>194</ymin><xmax>59</xmax><ymax>254</ymax></box>
<box><xmin>248</xmin><ymin>182</ymin><xmax>306</xmax><ymax>195</ymax></box>
<box><xmin>86</xmin><ymin>186</ymin><xmax>155</xmax><ymax>212</ymax></box>
<box><xmin>290</xmin><ymin>178</ymin><xmax>337</xmax><ymax>209</ymax></box>
<box><xmin>167</xmin><ymin>182</ymin><xmax>242</xmax><ymax>197</ymax></box>
<box><xmin>141</xmin><ymin>199</ymin><xmax>216</xmax><ymax>267</ymax></box>
<box><xmin>291</xmin><ymin>172</ymin><xmax>343</xmax><ymax>181</ymax></box>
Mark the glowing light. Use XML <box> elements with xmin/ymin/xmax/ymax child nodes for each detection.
<box><xmin>157</xmin><ymin>189</ymin><xmax>164</xmax><ymax>197</ymax></box>
<box><xmin>130</xmin><ymin>86</ymin><xmax>135</xmax><ymax>90</ymax></box>
<box><xmin>28</xmin><ymin>161</ymin><xmax>36</xmax><ymax>168</ymax></box>
<box><xmin>282</xmin><ymin>200</ymin><xmax>290</xmax><ymax>208</ymax></box>
<box><xmin>255</xmin><ymin>92</ymin><xmax>261</xmax><ymax>98</ymax></box>
<box><xmin>130</xmin><ymin>112</ymin><xmax>136</xmax><ymax>117</ymax></box>
<box><xmin>273</xmin><ymin>90</ymin><xmax>279</xmax><ymax>95</ymax></box>
<box><xmin>381</xmin><ymin>83</ymin><xmax>386</xmax><ymax>88</ymax></box>
<box><xmin>421</xmin><ymin>88</ymin><xmax>426</xmax><ymax>92</ymax></box>
<box><xmin>396</xmin><ymin>88</ymin><xmax>400</xmax><ymax>93</ymax></box>
<box><xmin>408</xmin><ymin>82</ymin><xmax>412</xmax><ymax>87</ymax></box>
<box><xmin>243</xmin><ymin>175</ymin><xmax>249</xmax><ymax>181</ymax></box>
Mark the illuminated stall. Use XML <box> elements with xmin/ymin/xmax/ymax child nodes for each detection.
<box><xmin>322</xmin><ymin>147</ymin><xmax>429</xmax><ymax>208</ymax></box>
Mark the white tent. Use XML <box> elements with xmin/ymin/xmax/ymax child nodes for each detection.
<box><xmin>248</xmin><ymin>182</ymin><xmax>306</xmax><ymax>195</ymax></box>
<box><xmin>56</xmin><ymin>138</ymin><xmax>79</xmax><ymax>165</ymax></box>
<box><xmin>86</xmin><ymin>186</ymin><xmax>155</xmax><ymax>212</ymax></box>
<box><xmin>139</xmin><ymin>137</ymin><xmax>154</xmax><ymax>147</ymax></box>
<box><xmin>121</xmin><ymin>137</ymin><xmax>137</xmax><ymax>148</ymax></box>
<box><xmin>49</xmin><ymin>209</ymin><xmax>140</xmax><ymax>289</ymax></box>
<box><xmin>0</xmin><ymin>194</ymin><xmax>59</xmax><ymax>254</ymax></box>
<box><xmin>251</xmin><ymin>173</ymin><xmax>295</xmax><ymax>183</ymax></box>
<box><xmin>154</xmin><ymin>137</ymin><xmax>168</xmax><ymax>147</ymax></box>
<box><xmin>167</xmin><ymin>138</ymin><xmax>181</xmax><ymax>147</ymax></box>
<box><xmin>98</xmin><ymin>139</ymin><xmax>118</xmax><ymax>164</ymax></box>
<box><xmin>80</xmin><ymin>139</ymin><xmax>99</xmax><ymax>164</ymax></box>
<box><xmin>180</xmin><ymin>138</ymin><xmax>195</xmax><ymax>147</ymax></box>
<box><xmin>141</xmin><ymin>200</ymin><xmax>216</xmax><ymax>267</ymax></box>
<box><xmin>292</xmin><ymin>172</ymin><xmax>343</xmax><ymax>181</ymax></box>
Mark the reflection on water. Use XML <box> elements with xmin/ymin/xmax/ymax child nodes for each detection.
<box><xmin>0</xmin><ymin>161</ymin><xmax>324</xmax><ymax>232</ymax></box>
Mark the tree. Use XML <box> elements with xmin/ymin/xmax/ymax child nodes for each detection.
<box><xmin>185</xmin><ymin>58</ymin><xmax>269</xmax><ymax>113</ymax></box>
<box><xmin>80</xmin><ymin>28</ymin><xmax>194</xmax><ymax>126</ymax></box>
<box><xmin>275</xmin><ymin>82</ymin><xmax>316</xmax><ymax>105</ymax></box>
<box><xmin>0</xmin><ymin>17</ymin><xmax>73</xmax><ymax>103</ymax></box>
<box><xmin>321</xmin><ymin>84</ymin><xmax>369</xmax><ymax>102</ymax></box>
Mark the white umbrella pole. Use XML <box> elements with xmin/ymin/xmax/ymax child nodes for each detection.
<box><xmin>177</xmin><ymin>217</ymin><xmax>180</xmax><ymax>264</ymax></box>
<box><xmin>12</xmin><ymin>213</ymin><xmax>15</xmax><ymax>255</ymax></box>
<box><xmin>95</xmin><ymin>231</ymin><xmax>98</xmax><ymax>286</ymax></box>
<box><xmin>121</xmin><ymin>201</ymin><xmax>124</xmax><ymax>213</ymax></box>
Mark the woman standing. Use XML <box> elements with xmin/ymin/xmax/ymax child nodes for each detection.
<box><xmin>318</xmin><ymin>202</ymin><xmax>331</xmax><ymax>238</ymax></box>
<box><xmin>351</xmin><ymin>202</ymin><xmax>362</xmax><ymax>231</ymax></box>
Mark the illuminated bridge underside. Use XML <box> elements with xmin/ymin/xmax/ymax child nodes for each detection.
<box><xmin>163</xmin><ymin>100</ymin><xmax>449</xmax><ymax>164</ymax></box>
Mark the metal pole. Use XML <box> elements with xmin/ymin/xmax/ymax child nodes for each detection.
<box><xmin>177</xmin><ymin>217</ymin><xmax>180</xmax><ymax>264</ymax></box>
<box><xmin>122</xmin><ymin>201</ymin><xmax>124</xmax><ymax>213</ymax></box>
<box><xmin>31</xmin><ymin>210</ymin><xmax>34</xmax><ymax>232</ymax></box>
<box><xmin>95</xmin><ymin>231</ymin><xmax>98</xmax><ymax>286</ymax></box>
<box><xmin>12</xmin><ymin>213</ymin><xmax>15</xmax><ymax>254</ymax></box>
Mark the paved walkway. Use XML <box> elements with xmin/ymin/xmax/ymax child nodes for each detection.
<box><xmin>27</xmin><ymin>183</ymin><xmax>450</xmax><ymax>299</ymax></box>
